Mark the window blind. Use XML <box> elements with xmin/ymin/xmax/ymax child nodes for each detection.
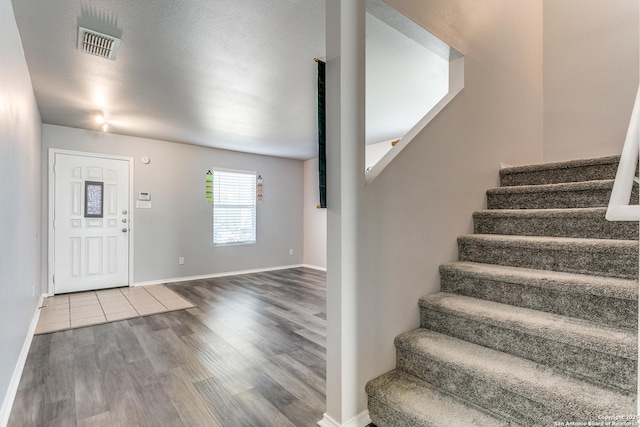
<box><xmin>213</xmin><ymin>169</ymin><xmax>257</xmax><ymax>245</ymax></box>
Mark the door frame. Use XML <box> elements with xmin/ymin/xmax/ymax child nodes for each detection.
<box><xmin>47</xmin><ymin>148</ymin><xmax>135</xmax><ymax>295</ymax></box>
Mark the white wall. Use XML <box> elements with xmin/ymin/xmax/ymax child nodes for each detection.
<box><xmin>303</xmin><ymin>158</ymin><xmax>327</xmax><ymax>269</ymax></box>
<box><xmin>365</xmin><ymin>12</ymin><xmax>449</xmax><ymax>146</ymax></box>
<box><xmin>43</xmin><ymin>125</ymin><xmax>304</xmax><ymax>286</ymax></box>
<box><xmin>366</xmin><ymin>140</ymin><xmax>395</xmax><ymax>171</ymax></box>
<box><xmin>543</xmin><ymin>0</ymin><xmax>639</xmax><ymax>162</ymax></box>
<box><xmin>0</xmin><ymin>0</ymin><xmax>42</xmax><ymax>419</ymax></box>
<box><xmin>352</xmin><ymin>0</ymin><xmax>544</xmax><ymax>416</ymax></box>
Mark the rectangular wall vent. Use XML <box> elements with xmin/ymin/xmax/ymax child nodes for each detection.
<box><xmin>78</xmin><ymin>27</ymin><xmax>121</xmax><ymax>60</ymax></box>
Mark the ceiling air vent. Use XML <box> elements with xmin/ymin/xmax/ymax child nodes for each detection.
<box><xmin>77</xmin><ymin>27</ymin><xmax>121</xmax><ymax>60</ymax></box>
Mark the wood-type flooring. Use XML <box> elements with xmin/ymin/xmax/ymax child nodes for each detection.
<box><xmin>8</xmin><ymin>267</ymin><xmax>327</xmax><ymax>427</ymax></box>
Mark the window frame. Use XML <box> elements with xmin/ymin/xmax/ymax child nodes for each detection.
<box><xmin>211</xmin><ymin>168</ymin><xmax>257</xmax><ymax>246</ymax></box>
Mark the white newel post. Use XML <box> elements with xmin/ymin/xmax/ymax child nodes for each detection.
<box><xmin>321</xmin><ymin>0</ymin><xmax>366</xmax><ymax>426</ymax></box>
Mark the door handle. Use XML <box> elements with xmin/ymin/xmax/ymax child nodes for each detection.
<box><xmin>122</xmin><ymin>228</ymin><xmax>128</xmax><ymax>233</ymax></box>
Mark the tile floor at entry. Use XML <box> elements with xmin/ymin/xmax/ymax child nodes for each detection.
<box><xmin>36</xmin><ymin>285</ymin><xmax>195</xmax><ymax>334</ymax></box>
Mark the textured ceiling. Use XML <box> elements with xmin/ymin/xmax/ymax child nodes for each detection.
<box><xmin>12</xmin><ymin>0</ymin><xmax>448</xmax><ymax>160</ymax></box>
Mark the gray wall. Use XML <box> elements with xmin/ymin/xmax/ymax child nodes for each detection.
<box><xmin>43</xmin><ymin>125</ymin><xmax>304</xmax><ymax>286</ymax></box>
<box><xmin>0</xmin><ymin>0</ymin><xmax>42</xmax><ymax>417</ymax></box>
<box><xmin>543</xmin><ymin>0</ymin><xmax>639</xmax><ymax>162</ymax></box>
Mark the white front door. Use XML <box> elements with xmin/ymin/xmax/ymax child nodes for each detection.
<box><xmin>53</xmin><ymin>152</ymin><xmax>130</xmax><ymax>294</ymax></box>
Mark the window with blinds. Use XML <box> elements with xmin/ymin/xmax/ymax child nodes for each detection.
<box><xmin>212</xmin><ymin>169</ymin><xmax>257</xmax><ymax>245</ymax></box>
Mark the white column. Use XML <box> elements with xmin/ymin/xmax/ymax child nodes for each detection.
<box><xmin>321</xmin><ymin>0</ymin><xmax>366</xmax><ymax>426</ymax></box>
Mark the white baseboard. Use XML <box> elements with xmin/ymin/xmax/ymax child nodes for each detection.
<box><xmin>0</xmin><ymin>294</ymin><xmax>45</xmax><ymax>427</ymax></box>
<box><xmin>133</xmin><ymin>264</ymin><xmax>311</xmax><ymax>287</ymax></box>
<box><xmin>318</xmin><ymin>414</ymin><xmax>340</xmax><ymax>427</ymax></box>
<box><xmin>318</xmin><ymin>410</ymin><xmax>371</xmax><ymax>427</ymax></box>
<box><xmin>301</xmin><ymin>264</ymin><xmax>327</xmax><ymax>272</ymax></box>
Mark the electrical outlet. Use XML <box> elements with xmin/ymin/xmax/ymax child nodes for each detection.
<box><xmin>289</xmin><ymin>249</ymin><xmax>294</xmax><ymax>256</ymax></box>
<box><xmin>179</xmin><ymin>257</ymin><xmax>184</xmax><ymax>265</ymax></box>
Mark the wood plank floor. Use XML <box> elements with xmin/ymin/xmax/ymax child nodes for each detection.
<box><xmin>8</xmin><ymin>267</ymin><xmax>327</xmax><ymax>427</ymax></box>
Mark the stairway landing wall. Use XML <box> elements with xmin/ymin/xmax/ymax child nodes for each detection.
<box><xmin>543</xmin><ymin>0</ymin><xmax>639</xmax><ymax>163</ymax></box>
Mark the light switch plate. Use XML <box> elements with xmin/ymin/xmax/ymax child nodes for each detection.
<box><xmin>136</xmin><ymin>200</ymin><xmax>151</xmax><ymax>209</ymax></box>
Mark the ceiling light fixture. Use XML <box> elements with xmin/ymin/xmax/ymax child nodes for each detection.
<box><xmin>95</xmin><ymin>113</ymin><xmax>109</xmax><ymax>132</ymax></box>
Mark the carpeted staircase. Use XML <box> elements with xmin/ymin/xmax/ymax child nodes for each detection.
<box><xmin>366</xmin><ymin>156</ymin><xmax>639</xmax><ymax>426</ymax></box>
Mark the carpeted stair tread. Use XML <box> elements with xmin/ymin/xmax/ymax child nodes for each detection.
<box><xmin>473</xmin><ymin>207</ymin><xmax>639</xmax><ymax>240</ymax></box>
<box><xmin>458</xmin><ymin>234</ymin><xmax>639</xmax><ymax>279</ymax></box>
<box><xmin>491</xmin><ymin>179</ymin><xmax>615</xmax><ymax>195</ymax></box>
<box><xmin>486</xmin><ymin>179</ymin><xmax>639</xmax><ymax>209</ymax></box>
<box><xmin>395</xmin><ymin>329</ymin><xmax>636</xmax><ymax>424</ymax></box>
<box><xmin>419</xmin><ymin>292</ymin><xmax>636</xmax><ymax>358</ymax></box>
<box><xmin>499</xmin><ymin>155</ymin><xmax>621</xmax><ymax>186</ymax></box>
<box><xmin>441</xmin><ymin>261</ymin><xmax>637</xmax><ymax>300</ymax></box>
<box><xmin>419</xmin><ymin>293</ymin><xmax>637</xmax><ymax>392</ymax></box>
<box><xmin>440</xmin><ymin>261</ymin><xmax>638</xmax><ymax>328</ymax></box>
<box><xmin>366</xmin><ymin>370</ymin><xmax>511</xmax><ymax>427</ymax></box>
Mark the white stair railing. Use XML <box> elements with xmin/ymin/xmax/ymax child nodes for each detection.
<box><xmin>606</xmin><ymin>85</ymin><xmax>640</xmax><ymax>222</ymax></box>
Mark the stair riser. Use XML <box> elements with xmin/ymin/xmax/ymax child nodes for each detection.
<box><xmin>366</xmin><ymin>370</ymin><xmax>512</xmax><ymax>427</ymax></box>
<box><xmin>367</xmin><ymin>395</ymin><xmax>508</xmax><ymax>427</ymax></box>
<box><xmin>368</xmin><ymin>398</ymin><xmax>417</xmax><ymax>427</ymax></box>
<box><xmin>396</xmin><ymin>348</ymin><xmax>631</xmax><ymax>425</ymax></box>
<box><xmin>397</xmin><ymin>350</ymin><xmax>559</xmax><ymax>426</ymax></box>
<box><xmin>487</xmin><ymin>187</ymin><xmax>639</xmax><ymax>210</ymax></box>
<box><xmin>458</xmin><ymin>239</ymin><xmax>639</xmax><ymax>280</ymax></box>
<box><xmin>419</xmin><ymin>309</ymin><xmax>637</xmax><ymax>393</ymax></box>
<box><xmin>368</xmin><ymin>398</ymin><xmax>435</xmax><ymax>427</ymax></box>
<box><xmin>500</xmin><ymin>163</ymin><xmax>620</xmax><ymax>186</ymax></box>
<box><xmin>473</xmin><ymin>214</ymin><xmax>639</xmax><ymax>240</ymax></box>
<box><xmin>440</xmin><ymin>269</ymin><xmax>638</xmax><ymax>329</ymax></box>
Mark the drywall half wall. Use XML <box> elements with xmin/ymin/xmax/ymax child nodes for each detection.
<box><xmin>351</xmin><ymin>0</ymin><xmax>544</xmax><ymax>418</ymax></box>
<box><xmin>543</xmin><ymin>0</ymin><xmax>639</xmax><ymax>162</ymax></box>
<box><xmin>42</xmin><ymin>125</ymin><xmax>304</xmax><ymax>286</ymax></box>
<box><xmin>0</xmin><ymin>0</ymin><xmax>42</xmax><ymax>420</ymax></box>
<box><xmin>303</xmin><ymin>158</ymin><xmax>327</xmax><ymax>269</ymax></box>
